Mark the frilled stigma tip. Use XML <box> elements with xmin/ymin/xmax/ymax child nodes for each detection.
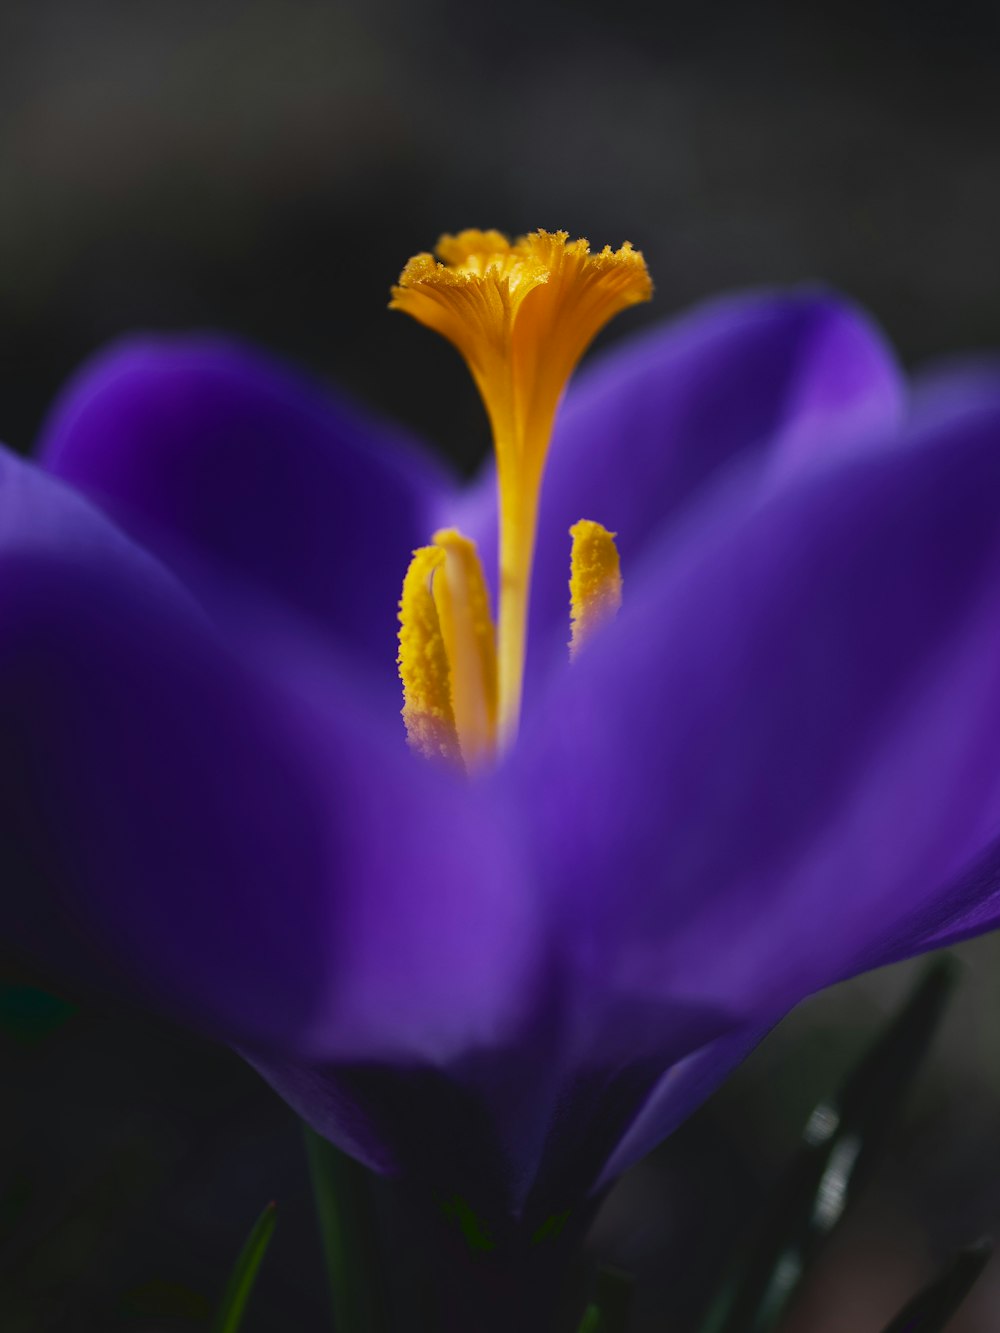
<box><xmin>569</xmin><ymin>520</ymin><xmax>623</xmax><ymax>658</ymax></box>
<box><xmin>389</xmin><ymin>230</ymin><xmax>652</xmax><ymax>377</ymax></box>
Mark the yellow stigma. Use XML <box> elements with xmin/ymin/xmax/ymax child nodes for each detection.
<box><xmin>392</xmin><ymin>229</ymin><xmax>651</xmax><ymax>749</ymax></box>
<box><xmin>569</xmin><ymin>520</ymin><xmax>622</xmax><ymax>659</ymax></box>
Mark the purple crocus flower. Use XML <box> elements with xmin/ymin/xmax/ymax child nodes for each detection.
<box><xmin>4</xmin><ymin>229</ymin><xmax>1000</xmax><ymax>1327</ymax></box>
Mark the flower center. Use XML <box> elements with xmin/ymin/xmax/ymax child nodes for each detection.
<box><xmin>392</xmin><ymin>229</ymin><xmax>651</xmax><ymax>769</ymax></box>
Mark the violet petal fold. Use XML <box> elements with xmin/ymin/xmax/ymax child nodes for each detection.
<box><xmin>0</xmin><ymin>447</ymin><xmax>537</xmax><ymax>1064</ymax></box>
<box><xmin>453</xmin><ymin>289</ymin><xmax>904</xmax><ymax>701</ymax></box>
<box><xmin>511</xmin><ymin>395</ymin><xmax>1000</xmax><ymax>1035</ymax></box>
<box><xmin>594</xmin><ymin>1026</ymin><xmax>770</xmax><ymax>1189</ymax></box>
<box><xmin>37</xmin><ymin>336</ymin><xmax>456</xmax><ymax>703</ymax></box>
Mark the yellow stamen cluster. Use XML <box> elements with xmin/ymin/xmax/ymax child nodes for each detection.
<box><xmin>397</xmin><ymin>520</ymin><xmax>624</xmax><ymax>771</ymax></box>
<box><xmin>397</xmin><ymin>530</ymin><xmax>497</xmax><ymax>771</ymax></box>
<box><xmin>569</xmin><ymin>520</ymin><xmax>623</xmax><ymax>659</ymax></box>
<box><xmin>392</xmin><ymin>229</ymin><xmax>650</xmax><ymax>749</ymax></box>
<box><xmin>397</xmin><ymin>545</ymin><xmax>462</xmax><ymax>768</ymax></box>
<box><xmin>394</xmin><ymin>228</ymin><xmax>647</xmax><ymax>769</ymax></box>
<box><xmin>429</xmin><ymin>529</ymin><xmax>498</xmax><ymax>771</ymax></box>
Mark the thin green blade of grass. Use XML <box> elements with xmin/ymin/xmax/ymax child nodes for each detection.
<box><xmin>211</xmin><ymin>1201</ymin><xmax>277</xmax><ymax>1333</ymax></box>
<box><xmin>304</xmin><ymin>1126</ymin><xmax>387</xmax><ymax>1333</ymax></box>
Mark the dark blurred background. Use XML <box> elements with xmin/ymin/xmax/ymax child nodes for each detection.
<box><xmin>2</xmin><ymin>0</ymin><xmax>1000</xmax><ymax>1328</ymax></box>
<box><xmin>4</xmin><ymin>0</ymin><xmax>1000</xmax><ymax>469</ymax></box>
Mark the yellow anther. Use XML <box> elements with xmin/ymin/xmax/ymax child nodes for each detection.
<box><xmin>397</xmin><ymin>546</ymin><xmax>463</xmax><ymax>768</ymax></box>
<box><xmin>431</xmin><ymin>529</ymin><xmax>497</xmax><ymax>771</ymax></box>
<box><xmin>392</xmin><ymin>229</ymin><xmax>651</xmax><ymax>751</ymax></box>
<box><xmin>569</xmin><ymin>520</ymin><xmax>623</xmax><ymax>659</ymax></box>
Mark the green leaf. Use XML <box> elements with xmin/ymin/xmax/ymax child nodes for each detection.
<box><xmin>532</xmin><ymin>1209</ymin><xmax>572</xmax><ymax>1245</ymax></box>
<box><xmin>304</xmin><ymin>1126</ymin><xmax>387</xmax><ymax>1333</ymax></box>
<box><xmin>576</xmin><ymin>1305</ymin><xmax>603</xmax><ymax>1333</ymax></box>
<box><xmin>700</xmin><ymin>957</ymin><xmax>959</xmax><ymax>1333</ymax></box>
<box><xmin>210</xmin><ymin>1201</ymin><xmax>277</xmax><ymax>1333</ymax></box>
<box><xmin>0</xmin><ymin>984</ymin><xmax>76</xmax><ymax>1045</ymax></box>
<box><xmin>595</xmin><ymin>1267</ymin><xmax>634</xmax><ymax>1332</ymax></box>
<box><xmin>570</xmin><ymin>1263</ymin><xmax>634</xmax><ymax>1327</ymax></box>
<box><xmin>880</xmin><ymin>1242</ymin><xmax>992</xmax><ymax>1332</ymax></box>
<box><xmin>574</xmin><ymin>1267</ymin><xmax>634</xmax><ymax>1333</ymax></box>
<box><xmin>441</xmin><ymin>1194</ymin><xmax>496</xmax><ymax>1252</ymax></box>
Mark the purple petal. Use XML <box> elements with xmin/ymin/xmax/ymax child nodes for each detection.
<box><xmin>908</xmin><ymin>355</ymin><xmax>1000</xmax><ymax>429</ymax></box>
<box><xmin>244</xmin><ymin>990</ymin><xmax>736</xmax><ymax>1216</ymax></box>
<box><xmin>595</xmin><ymin>1026</ymin><xmax>769</xmax><ymax>1189</ymax></box>
<box><xmin>510</xmin><ymin>394</ymin><xmax>1000</xmax><ymax>1037</ymax></box>
<box><xmin>847</xmin><ymin>844</ymin><xmax>1000</xmax><ymax>967</ymax></box>
<box><xmin>38</xmin><ymin>336</ymin><xmax>456</xmax><ymax>702</ymax></box>
<box><xmin>452</xmin><ymin>289</ymin><xmax>903</xmax><ymax>705</ymax></box>
<box><xmin>0</xmin><ymin>448</ymin><xmax>536</xmax><ymax>1063</ymax></box>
